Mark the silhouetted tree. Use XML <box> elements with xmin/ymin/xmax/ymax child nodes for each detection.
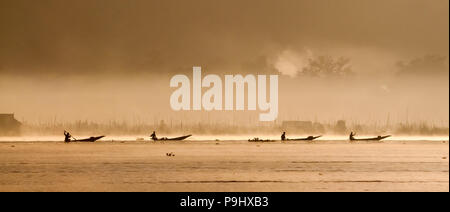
<box><xmin>396</xmin><ymin>55</ymin><xmax>448</xmax><ymax>76</ymax></box>
<box><xmin>299</xmin><ymin>55</ymin><xmax>353</xmax><ymax>78</ymax></box>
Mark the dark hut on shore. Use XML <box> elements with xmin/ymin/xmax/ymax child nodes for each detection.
<box><xmin>0</xmin><ymin>114</ymin><xmax>22</xmax><ymax>136</ymax></box>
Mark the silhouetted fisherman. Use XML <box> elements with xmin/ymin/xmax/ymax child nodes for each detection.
<box><xmin>281</xmin><ymin>132</ymin><xmax>286</xmax><ymax>141</ymax></box>
<box><xmin>349</xmin><ymin>132</ymin><xmax>355</xmax><ymax>141</ymax></box>
<box><xmin>64</xmin><ymin>130</ymin><xmax>72</xmax><ymax>142</ymax></box>
<box><xmin>150</xmin><ymin>131</ymin><xmax>157</xmax><ymax>141</ymax></box>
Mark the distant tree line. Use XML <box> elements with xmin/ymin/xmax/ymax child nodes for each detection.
<box><xmin>396</xmin><ymin>55</ymin><xmax>448</xmax><ymax>76</ymax></box>
<box><xmin>298</xmin><ymin>55</ymin><xmax>354</xmax><ymax>78</ymax></box>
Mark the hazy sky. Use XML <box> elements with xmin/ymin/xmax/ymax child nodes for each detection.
<box><xmin>0</xmin><ymin>0</ymin><xmax>448</xmax><ymax>126</ymax></box>
<box><xmin>0</xmin><ymin>0</ymin><xmax>448</xmax><ymax>75</ymax></box>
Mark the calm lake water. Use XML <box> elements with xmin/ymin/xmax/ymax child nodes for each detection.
<box><xmin>0</xmin><ymin>139</ymin><xmax>448</xmax><ymax>191</ymax></box>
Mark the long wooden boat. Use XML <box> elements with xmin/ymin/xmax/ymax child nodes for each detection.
<box><xmin>287</xmin><ymin>135</ymin><xmax>322</xmax><ymax>141</ymax></box>
<box><xmin>71</xmin><ymin>136</ymin><xmax>105</xmax><ymax>142</ymax></box>
<box><xmin>152</xmin><ymin>135</ymin><xmax>192</xmax><ymax>141</ymax></box>
<box><xmin>350</xmin><ymin>135</ymin><xmax>391</xmax><ymax>141</ymax></box>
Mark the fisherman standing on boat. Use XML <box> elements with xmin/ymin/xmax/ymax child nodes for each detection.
<box><xmin>349</xmin><ymin>132</ymin><xmax>355</xmax><ymax>141</ymax></box>
<box><xmin>64</xmin><ymin>130</ymin><xmax>72</xmax><ymax>142</ymax></box>
<box><xmin>281</xmin><ymin>132</ymin><xmax>286</xmax><ymax>141</ymax></box>
<box><xmin>150</xmin><ymin>131</ymin><xmax>158</xmax><ymax>141</ymax></box>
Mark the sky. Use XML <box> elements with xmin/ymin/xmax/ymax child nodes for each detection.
<box><xmin>0</xmin><ymin>0</ymin><xmax>448</xmax><ymax>75</ymax></box>
<box><xmin>0</xmin><ymin>0</ymin><xmax>448</xmax><ymax>126</ymax></box>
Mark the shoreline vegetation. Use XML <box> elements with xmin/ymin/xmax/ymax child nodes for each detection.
<box><xmin>7</xmin><ymin>119</ymin><xmax>449</xmax><ymax>137</ymax></box>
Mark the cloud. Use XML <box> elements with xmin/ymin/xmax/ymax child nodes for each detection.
<box><xmin>274</xmin><ymin>49</ymin><xmax>313</xmax><ymax>77</ymax></box>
